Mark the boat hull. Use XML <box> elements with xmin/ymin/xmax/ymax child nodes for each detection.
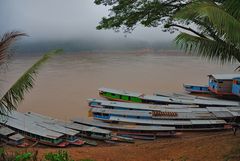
<box><xmin>183</xmin><ymin>84</ymin><xmax>210</xmax><ymax>94</ymax></box>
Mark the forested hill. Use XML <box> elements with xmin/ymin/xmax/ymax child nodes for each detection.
<box><xmin>12</xmin><ymin>38</ymin><xmax>174</xmax><ymax>54</ymax></box>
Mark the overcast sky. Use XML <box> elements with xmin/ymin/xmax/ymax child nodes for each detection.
<box><xmin>0</xmin><ymin>0</ymin><xmax>175</xmax><ymax>43</ymax></box>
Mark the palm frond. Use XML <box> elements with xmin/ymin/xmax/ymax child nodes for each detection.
<box><xmin>174</xmin><ymin>1</ymin><xmax>240</xmax><ymax>44</ymax></box>
<box><xmin>175</xmin><ymin>32</ymin><xmax>240</xmax><ymax>64</ymax></box>
<box><xmin>0</xmin><ymin>49</ymin><xmax>63</xmax><ymax>115</ymax></box>
<box><xmin>0</xmin><ymin>31</ymin><xmax>27</xmax><ymax>65</ymax></box>
<box><xmin>224</xmin><ymin>0</ymin><xmax>240</xmax><ymax>20</ymax></box>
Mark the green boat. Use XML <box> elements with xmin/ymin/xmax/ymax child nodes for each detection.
<box><xmin>98</xmin><ymin>87</ymin><xmax>240</xmax><ymax>107</ymax></box>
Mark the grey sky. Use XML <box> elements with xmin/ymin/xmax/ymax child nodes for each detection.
<box><xmin>0</xmin><ymin>0</ymin><xmax>175</xmax><ymax>43</ymax></box>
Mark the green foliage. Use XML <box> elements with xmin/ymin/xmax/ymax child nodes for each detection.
<box><xmin>94</xmin><ymin>0</ymin><xmax>226</xmax><ymax>32</ymax></box>
<box><xmin>0</xmin><ymin>31</ymin><xmax>27</xmax><ymax>65</ymax></box>
<box><xmin>15</xmin><ymin>152</ymin><xmax>32</xmax><ymax>161</ymax></box>
<box><xmin>0</xmin><ymin>49</ymin><xmax>63</xmax><ymax>116</ymax></box>
<box><xmin>174</xmin><ymin>0</ymin><xmax>240</xmax><ymax>65</ymax></box>
<box><xmin>0</xmin><ymin>149</ymin><xmax>35</xmax><ymax>161</ymax></box>
<box><xmin>95</xmin><ymin>0</ymin><xmax>240</xmax><ymax>66</ymax></box>
<box><xmin>0</xmin><ymin>149</ymin><xmax>95</xmax><ymax>161</ymax></box>
<box><xmin>0</xmin><ymin>147</ymin><xmax>4</xmax><ymax>153</ymax></box>
<box><xmin>44</xmin><ymin>150</ymin><xmax>73</xmax><ymax>161</ymax></box>
<box><xmin>94</xmin><ymin>0</ymin><xmax>187</xmax><ymax>32</ymax></box>
<box><xmin>0</xmin><ymin>148</ymin><xmax>4</xmax><ymax>157</ymax></box>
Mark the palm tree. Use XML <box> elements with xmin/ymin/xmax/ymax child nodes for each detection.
<box><xmin>0</xmin><ymin>31</ymin><xmax>62</xmax><ymax>116</ymax></box>
<box><xmin>174</xmin><ymin>0</ymin><xmax>240</xmax><ymax>69</ymax></box>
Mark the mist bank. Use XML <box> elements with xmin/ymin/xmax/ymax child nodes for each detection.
<box><xmin>12</xmin><ymin>38</ymin><xmax>175</xmax><ymax>54</ymax></box>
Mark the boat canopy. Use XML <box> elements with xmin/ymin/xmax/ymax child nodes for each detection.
<box><xmin>59</xmin><ymin>122</ymin><xmax>111</xmax><ymax>134</ymax></box>
<box><xmin>0</xmin><ymin>112</ymin><xmax>64</xmax><ymax>139</ymax></box>
<box><xmin>9</xmin><ymin>133</ymin><xmax>25</xmax><ymax>141</ymax></box>
<box><xmin>107</xmin><ymin>116</ymin><xmax>226</xmax><ymax>126</ymax></box>
<box><xmin>99</xmin><ymin>87</ymin><xmax>142</xmax><ymax>97</ymax></box>
<box><xmin>98</xmin><ymin>87</ymin><xmax>240</xmax><ymax>106</ymax></box>
<box><xmin>90</xmin><ymin>107</ymin><xmax>217</xmax><ymax>120</ymax></box>
<box><xmin>0</xmin><ymin>117</ymin><xmax>63</xmax><ymax>139</ymax></box>
<box><xmin>72</xmin><ymin>118</ymin><xmax>176</xmax><ymax>131</ymax></box>
<box><xmin>88</xmin><ymin>99</ymin><xmax>200</xmax><ymax>111</ymax></box>
<box><xmin>0</xmin><ymin>126</ymin><xmax>15</xmax><ymax>136</ymax></box>
<box><xmin>25</xmin><ymin>113</ymin><xmax>79</xmax><ymax>136</ymax></box>
<box><xmin>208</xmin><ymin>74</ymin><xmax>240</xmax><ymax>80</ymax></box>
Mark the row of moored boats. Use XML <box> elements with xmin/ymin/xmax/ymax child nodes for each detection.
<box><xmin>1</xmin><ymin>74</ymin><xmax>240</xmax><ymax>147</ymax></box>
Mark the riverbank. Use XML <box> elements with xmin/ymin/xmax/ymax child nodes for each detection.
<box><xmin>4</xmin><ymin>131</ymin><xmax>240</xmax><ymax>161</ymax></box>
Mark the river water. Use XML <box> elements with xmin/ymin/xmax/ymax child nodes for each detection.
<box><xmin>0</xmin><ymin>51</ymin><xmax>238</xmax><ymax>120</ymax></box>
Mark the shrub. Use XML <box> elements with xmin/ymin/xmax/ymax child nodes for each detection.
<box><xmin>44</xmin><ymin>150</ymin><xmax>73</xmax><ymax>161</ymax></box>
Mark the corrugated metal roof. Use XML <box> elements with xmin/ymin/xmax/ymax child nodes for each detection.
<box><xmin>0</xmin><ymin>126</ymin><xmax>15</xmax><ymax>136</ymax></box>
<box><xmin>9</xmin><ymin>133</ymin><xmax>25</xmax><ymax>141</ymax></box>
<box><xmin>148</xmin><ymin>94</ymin><xmax>240</xmax><ymax>106</ymax></box>
<box><xmin>58</xmin><ymin>122</ymin><xmax>111</xmax><ymax>134</ymax></box>
<box><xmin>91</xmin><ymin>107</ymin><xmax>217</xmax><ymax>120</ymax></box>
<box><xmin>211</xmin><ymin>111</ymin><xmax>233</xmax><ymax>118</ymax></box>
<box><xmin>99</xmin><ymin>87</ymin><xmax>142</xmax><ymax>97</ymax></box>
<box><xmin>90</xmin><ymin>99</ymin><xmax>205</xmax><ymax>112</ymax></box>
<box><xmin>206</xmin><ymin>107</ymin><xmax>230</xmax><ymax>112</ymax></box>
<box><xmin>24</xmin><ymin>113</ymin><xmax>79</xmax><ymax>136</ymax></box>
<box><xmin>190</xmin><ymin>120</ymin><xmax>226</xmax><ymax>125</ymax></box>
<box><xmin>154</xmin><ymin>92</ymin><xmax>216</xmax><ymax>101</ymax></box>
<box><xmin>98</xmin><ymin>88</ymin><xmax>240</xmax><ymax>106</ymax></box>
<box><xmin>229</xmin><ymin>111</ymin><xmax>240</xmax><ymax>117</ymax></box>
<box><xmin>89</xmin><ymin>99</ymin><xmax>200</xmax><ymax>111</ymax></box>
<box><xmin>209</xmin><ymin>74</ymin><xmax>240</xmax><ymax>80</ymax></box>
<box><xmin>106</xmin><ymin>116</ymin><xmax>226</xmax><ymax>126</ymax></box>
<box><xmin>91</xmin><ymin>108</ymin><xmax>151</xmax><ymax>117</ymax></box>
<box><xmin>109</xmin><ymin>116</ymin><xmax>192</xmax><ymax>125</ymax></box>
<box><xmin>0</xmin><ymin>117</ymin><xmax>63</xmax><ymax>139</ymax></box>
<box><xmin>0</xmin><ymin>112</ymin><xmax>64</xmax><ymax>139</ymax></box>
<box><xmin>190</xmin><ymin>120</ymin><xmax>211</xmax><ymax>125</ymax></box>
<box><xmin>35</xmin><ymin>122</ymin><xmax>79</xmax><ymax>136</ymax></box>
<box><xmin>26</xmin><ymin>112</ymin><xmax>112</xmax><ymax>135</ymax></box>
<box><xmin>72</xmin><ymin>118</ymin><xmax>176</xmax><ymax>131</ymax></box>
<box><xmin>209</xmin><ymin>120</ymin><xmax>227</xmax><ymax>124</ymax></box>
<box><xmin>226</xmin><ymin>107</ymin><xmax>240</xmax><ymax>111</ymax></box>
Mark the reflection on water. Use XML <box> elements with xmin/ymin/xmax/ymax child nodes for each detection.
<box><xmin>0</xmin><ymin>51</ymin><xmax>237</xmax><ymax>120</ymax></box>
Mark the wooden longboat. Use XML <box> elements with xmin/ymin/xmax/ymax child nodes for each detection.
<box><xmin>88</xmin><ymin>101</ymin><xmax>240</xmax><ymax>121</ymax></box>
<box><xmin>110</xmin><ymin>135</ymin><xmax>135</xmax><ymax>143</ymax></box>
<box><xmin>58</xmin><ymin>122</ymin><xmax>112</xmax><ymax>140</ymax></box>
<box><xmin>88</xmin><ymin>98</ymin><xmax>200</xmax><ymax>111</ymax></box>
<box><xmin>0</xmin><ymin>112</ymin><xmax>69</xmax><ymax>147</ymax></box>
<box><xmin>88</xmin><ymin>107</ymin><xmax>232</xmax><ymax>131</ymax></box>
<box><xmin>98</xmin><ymin>87</ymin><xmax>240</xmax><ymax>107</ymax></box>
<box><xmin>26</xmin><ymin>112</ymin><xmax>112</xmax><ymax>141</ymax></box>
<box><xmin>72</xmin><ymin>118</ymin><xmax>177</xmax><ymax>138</ymax></box>
<box><xmin>24</xmin><ymin>112</ymin><xmax>85</xmax><ymax>146</ymax></box>
<box><xmin>79</xmin><ymin>138</ymin><xmax>98</xmax><ymax>146</ymax></box>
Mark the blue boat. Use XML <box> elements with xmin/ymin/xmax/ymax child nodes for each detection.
<box><xmin>232</xmin><ymin>78</ymin><xmax>240</xmax><ymax>97</ymax></box>
<box><xmin>183</xmin><ymin>84</ymin><xmax>210</xmax><ymax>94</ymax></box>
<box><xmin>88</xmin><ymin>107</ymin><xmax>233</xmax><ymax>131</ymax></box>
<box><xmin>208</xmin><ymin>74</ymin><xmax>240</xmax><ymax>96</ymax></box>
